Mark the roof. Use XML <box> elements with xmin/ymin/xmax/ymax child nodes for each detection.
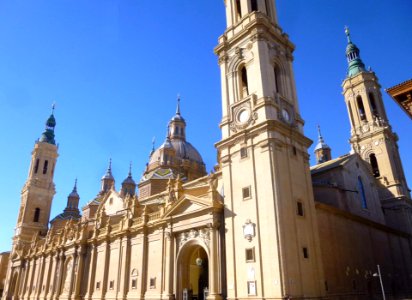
<box><xmin>310</xmin><ymin>154</ymin><xmax>353</xmax><ymax>175</ymax></box>
<box><xmin>386</xmin><ymin>79</ymin><xmax>412</xmax><ymax>119</ymax></box>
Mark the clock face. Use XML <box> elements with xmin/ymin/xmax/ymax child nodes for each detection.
<box><xmin>238</xmin><ymin>108</ymin><xmax>250</xmax><ymax>124</ymax></box>
<box><xmin>282</xmin><ymin>108</ymin><xmax>290</xmax><ymax>122</ymax></box>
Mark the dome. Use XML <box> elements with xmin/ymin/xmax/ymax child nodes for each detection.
<box><xmin>345</xmin><ymin>42</ymin><xmax>358</xmax><ymax>55</ymax></box>
<box><xmin>149</xmin><ymin>139</ymin><xmax>204</xmax><ymax>165</ymax></box>
<box><xmin>122</xmin><ymin>175</ymin><xmax>136</xmax><ymax>185</ymax></box>
<box><xmin>171</xmin><ymin>113</ymin><xmax>185</xmax><ymax>122</ymax></box>
<box><xmin>314</xmin><ymin>140</ymin><xmax>330</xmax><ymax>151</ymax></box>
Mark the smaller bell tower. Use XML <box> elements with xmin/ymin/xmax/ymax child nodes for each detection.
<box><xmin>14</xmin><ymin>108</ymin><xmax>58</xmax><ymax>247</ymax></box>
<box><xmin>342</xmin><ymin>28</ymin><xmax>412</xmax><ymax>233</ymax></box>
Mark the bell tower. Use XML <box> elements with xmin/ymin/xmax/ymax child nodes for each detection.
<box><xmin>14</xmin><ymin>108</ymin><xmax>58</xmax><ymax>247</ymax></box>
<box><xmin>342</xmin><ymin>28</ymin><xmax>412</xmax><ymax>232</ymax></box>
<box><xmin>215</xmin><ymin>1</ymin><xmax>324</xmax><ymax>298</ymax></box>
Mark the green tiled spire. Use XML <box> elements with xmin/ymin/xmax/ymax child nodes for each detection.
<box><xmin>345</xmin><ymin>27</ymin><xmax>366</xmax><ymax>77</ymax></box>
<box><xmin>39</xmin><ymin>104</ymin><xmax>56</xmax><ymax>145</ymax></box>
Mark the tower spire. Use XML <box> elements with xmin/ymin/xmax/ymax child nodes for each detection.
<box><xmin>101</xmin><ymin>158</ymin><xmax>115</xmax><ymax>192</ymax></box>
<box><xmin>314</xmin><ymin>125</ymin><xmax>331</xmax><ymax>164</ymax></box>
<box><xmin>39</xmin><ymin>105</ymin><xmax>57</xmax><ymax>145</ymax></box>
<box><xmin>176</xmin><ymin>94</ymin><xmax>181</xmax><ymax>115</ymax></box>
<box><xmin>345</xmin><ymin>26</ymin><xmax>366</xmax><ymax>77</ymax></box>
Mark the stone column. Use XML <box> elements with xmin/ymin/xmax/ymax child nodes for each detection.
<box><xmin>65</xmin><ymin>253</ymin><xmax>77</xmax><ymax>299</ymax></box>
<box><xmin>18</xmin><ymin>262</ymin><xmax>29</xmax><ymax>300</ymax></box>
<box><xmin>35</xmin><ymin>256</ymin><xmax>46</xmax><ymax>300</ymax></box>
<box><xmin>118</xmin><ymin>235</ymin><xmax>131</xmax><ymax>300</ymax></box>
<box><xmin>40</xmin><ymin>256</ymin><xmax>52</xmax><ymax>300</ymax></box>
<box><xmin>23</xmin><ymin>259</ymin><xmax>34</xmax><ymax>300</ymax></box>
<box><xmin>207</xmin><ymin>224</ymin><xmax>222</xmax><ymax>300</ymax></box>
<box><xmin>72</xmin><ymin>247</ymin><xmax>85</xmax><ymax>300</ymax></box>
<box><xmin>53</xmin><ymin>252</ymin><xmax>65</xmax><ymax>300</ymax></box>
<box><xmin>84</xmin><ymin>244</ymin><xmax>97</xmax><ymax>300</ymax></box>
<box><xmin>101</xmin><ymin>241</ymin><xmax>110</xmax><ymax>300</ymax></box>
<box><xmin>46</xmin><ymin>253</ymin><xmax>58</xmax><ymax>300</ymax></box>
<box><xmin>162</xmin><ymin>231</ymin><xmax>174</xmax><ymax>300</ymax></box>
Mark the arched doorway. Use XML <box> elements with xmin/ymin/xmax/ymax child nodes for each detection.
<box><xmin>176</xmin><ymin>242</ymin><xmax>209</xmax><ymax>300</ymax></box>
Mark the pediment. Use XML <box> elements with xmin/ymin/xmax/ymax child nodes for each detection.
<box><xmin>163</xmin><ymin>195</ymin><xmax>215</xmax><ymax>218</ymax></box>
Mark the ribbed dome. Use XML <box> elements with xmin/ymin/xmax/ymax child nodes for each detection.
<box><xmin>149</xmin><ymin>139</ymin><xmax>204</xmax><ymax>165</ymax></box>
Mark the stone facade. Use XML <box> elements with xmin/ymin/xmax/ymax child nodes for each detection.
<box><xmin>1</xmin><ymin>1</ymin><xmax>412</xmax><ymax>300</ymax></box>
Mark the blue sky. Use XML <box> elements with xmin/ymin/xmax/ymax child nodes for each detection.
<box><xmin>0</xmin><ymin>0</ymin><xmax>411</xmax><ymax>252</ymax></box>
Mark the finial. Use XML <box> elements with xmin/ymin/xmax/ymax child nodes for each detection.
<box><xmin>73</xmin><ymin>178</ymin><xmax>78</xmax><ymax>192</ymax></box>
<box><xmin>152</xmin><ymin>137</ymin><xmax>155</xmax><ymax>151</ymax></box>
<box><xmin>344</xmin><ymin>25</ymin><xmax>351</xmax><ymax>43</ymax></box>
<box><xmin>128</xmin><ymin>161</ymin><xmax>132</xmax><ymax>177</ymax></box>
<box><xmin>108</xmin><ymin>158</ymin><xmax>112</xmax><ymax>171</ymax></box>
<box><xmin>51</xmin><ymin>102</ymin><xmax>56</xmax><ymax>114</ymax></box>
<box><xmin>317</xmin><ymin>124</ymin><xmax>322</xmax><ymax>139</ymax></box>
<box><xmin>176</xmin><ymin>94</ymin><xmax>181</xmax><ymax>115</ymax></box>
<box><xmin>166</xmin><ymin>124</ymin><xmax>170</xmax><ymax>139</ymax></box>
<box><xmin>317</xmin><ymin>124</ymin><xmax>326</xmax><ymax>143</ymax></box>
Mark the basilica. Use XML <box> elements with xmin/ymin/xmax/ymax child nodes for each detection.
<box><xmin>1</xmin><ymin>1</ymin><xmax>412</xmax><ymax>300</ymax></box>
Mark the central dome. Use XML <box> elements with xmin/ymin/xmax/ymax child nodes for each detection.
<box><xmin>148</xmin><ymin>139</ymin><xmax>204</xmax><ymax>166</ymax></box>
<box><xmin>138</xmin><ymin>99</ymin><xmax>207</xmax><ymax>199</ymax></box>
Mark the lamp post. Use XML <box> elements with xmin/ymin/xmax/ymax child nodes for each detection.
<box><xmin>373</xmin><ymin>264</ymin><xmax>386</xmax><ymax>300</ymax></box>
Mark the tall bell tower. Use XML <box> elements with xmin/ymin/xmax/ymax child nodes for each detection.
<box><xmin>342</xmin><ymin>28</ymin><xmax>412</xmax><ymax>233</ymax></box>
<box><xmin>215</xmin><ymin>1</ymin><xmax>324</xmax><ymax>298</ymax></box>
<box><xmin>13</xmin><ymin>109</ymin><xmax>58</xmax><ymax>248</ymax></box>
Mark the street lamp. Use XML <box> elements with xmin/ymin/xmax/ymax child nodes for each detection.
<box><xmin>372</xmin><ymin>264</ymin><xmax>386</xmax><ymax>300</ymax></box>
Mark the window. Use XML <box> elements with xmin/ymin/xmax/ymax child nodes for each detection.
<box><xmin>109</xmin><ymin>198</ymin><xmax>113</xmax><ymax>205</ymax></box>
<box><xmin>109</xmin><ymin>280</ymin><xmax>114</xmax><ymax>290</ymax></box>
<box><xmin>33</xmin><ymin>208</ymin><xmax>40</xmax><ymax>222</ymax></box>
<box><xmin>240</xmin><ymin>147</ymin><xmax>248</xmax><ymax>158</ymax></box>
<box><xmin>251</xmin><ymin>0</ymin><xmax>258</xmax><ymax>12</ymax></box>
<box><xmin>96</xmin><ymin>281</ymin><xmax>101</xmax><ymax>290</ymax></box>
<box><xmin>324</xmin><ymin>281</ymin><xmax>328</xmax><ymax>291</ymax></box>
<box><xmin>369</xmin><ymin>153</ymin><xmax>380</xmax><ymax>177</ymax></box>
<box><xmin>43</xmin><ymin>160</ymin><xmax>48</xmax><ymax>174</ymax></box>
<box><xmin>131</xmin><ymin>279</ymin><xmax>137</xmax><ymax>289</ymax></box>
<box><xmin>302</xmin><ymin>247</ymin><xmax>309</xmax><ymax>259</ymax></box>
<box><xmin>356</xmin><ymin>96</ymin><xmax>367</xmax><ymax>121</ymax></box>
<box><xmin>34</xmin><ymin>159</ymin><xmax>40</xmax><ymax>174</ymax></box>
<box><xmin>347</xmin><ymin>103</ymin><xmax>355</xmax><ymax>127</ymax></box>
<box><xmin>242</xmin><ymin>186</ymin><xmax>251</xmax><ymax>200</ymax></box>
<box><xmin>235</xmin><ymin>0</ymin><xmax>241</xmax><ymax>20</ymax></box>
<box><xmin>292</xmin><ymin>146</ymin><xmax>297</xmax><ymax>156</ymax></box>
<box><xmin>240</xmin><ymin>66</ymin><xmax>249</xmax><ymax>98</ymax></box>
<box><xmin>150</xmin><ymin>277</ymin><xmax>156</xmax><ymax>289</ymax></box>
<box><xmin>274</xmin><ymin>65</ymin><xmax>281</xmax><ymax>94</ymax></box>
<box><xmin>245</xmin><ymin>248</ymin><xmax>255</xmax><ymax>262</ymax></box>
<box><xmin>296</xmin><ymin>201</ymin><xmax>304</xmax><ymax>216</ymax></box>
<box><xmin>369</xmin><ymin>93</ymin><xmax>379</xmax><ymax>117</ymax></box>
<box><xmin>352</xmin><ymin>279</ymin><xmax>357</xmax><ymax>290</ymax></box>
<box><xmin>358</xmin><ymin>176</ymin><xmax>367</xmax><ymax>209</ymax></box>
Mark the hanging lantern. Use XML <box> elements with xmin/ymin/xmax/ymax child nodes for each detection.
<box><xmin>195</xmin><ymin>248</ymin><xmax>202</xmax><ymax>266</ymax></box>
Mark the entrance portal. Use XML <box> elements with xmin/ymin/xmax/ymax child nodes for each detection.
<box><xmin>177</xmin><ymin>244</ymin><xmax>208</xmax><ymax>300</ymax></box>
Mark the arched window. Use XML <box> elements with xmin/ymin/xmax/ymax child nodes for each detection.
<box><xmin>357</xmin><ymin>176</ymin><xmax>367</xmax><ymax>209</ymax></box>
<box><xmin>347</xmin><ymin>103</ymin><xmax>355</xmax><ymax>127</ymax></box>
<box><xmin>240</xmin><ymin>66</ymin><xmax>249</xmax><ymax>98</ymax></box>
<box><xmin>43</xmin><ymin>160</ymin><xmax>48</xmax><ymax>174</ymax></box>
<box><xmin>34</xmin><ymin>208</ymin><xmax>40</xmax><ymax>222</ymax></box>
<box><xmin>369</xmin><ymin>93</ymin><xmax>379</xmax><ymax>117</ymax></box>
<box><xmin>356</xmin><ymin>96</ymin><xmax>367</xmax><ymax>121</ymax></box>
<box><xmin>369</xmin><ymin>153</ymin><xmax>380</xmax><ymax>177</ymax></box>
<box><xmin>235</xmin><ymin>0</ymin><xmax>242</xmax><ymax>20</ymax></box>
<box><xmin>251</xmin><ymin>0</ymin><xmax>258</xmax><ymax>12</ymax></box>
<box><xmin>34</xmin><ymin>159</ymin><xmax>40</xmax><ymax>174</ymax></box>
<box><xmin>274</xmin><ymin>65</ymin><xmax>281</xmax><ymax>94</ymax></box>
